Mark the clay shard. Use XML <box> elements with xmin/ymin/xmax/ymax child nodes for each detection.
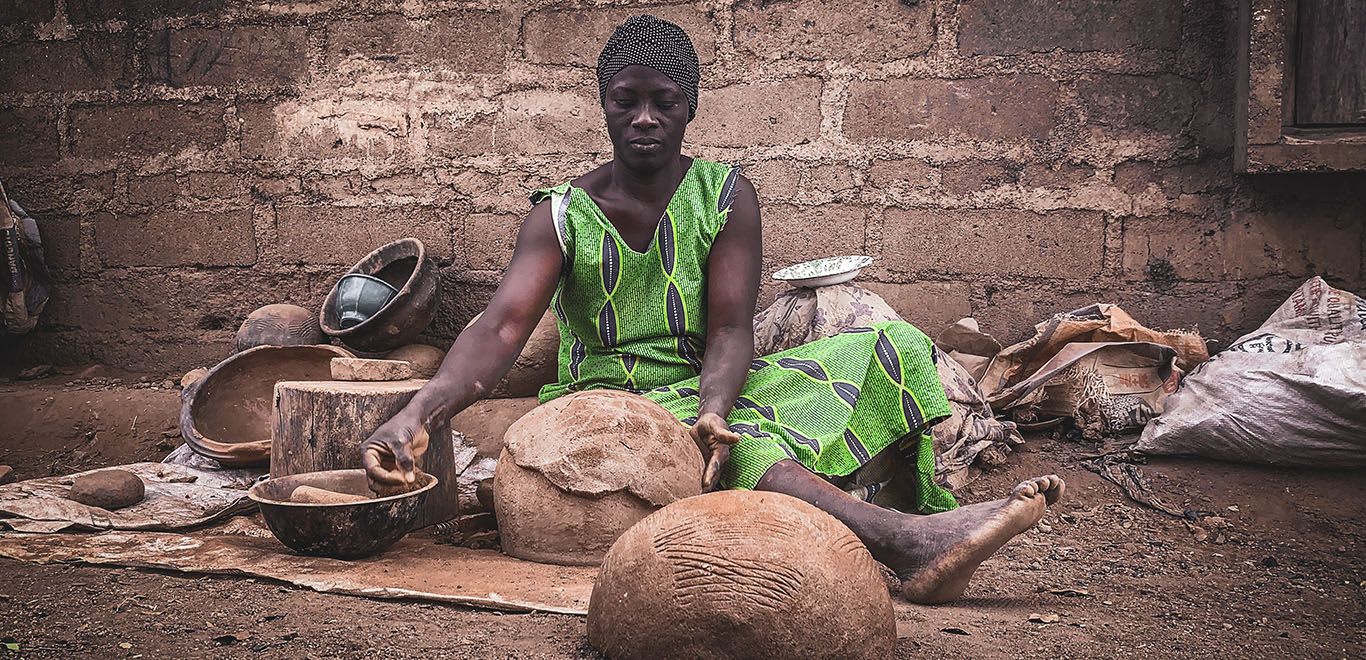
<box><xmin>588</xmin><ymin>490</ymin><xmax>896</xmax><ymax>660</ymax></box>
<box><xmin>330</xmin><ymin>357</ymin><xmax>413</xmax><ymax>382</ymax></box>
<box><xmin>67</xmin><ymin>469</ymin><xmax>146</xmax><ymax>510</ymax></box>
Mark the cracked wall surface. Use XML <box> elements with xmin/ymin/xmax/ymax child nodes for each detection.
<box><xmin>2</xmin><ymin>0</ymin><xmax>1364</xmax><ymax>370</ymax></box>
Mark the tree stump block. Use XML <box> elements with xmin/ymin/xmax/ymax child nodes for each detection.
<box><xmin>271</xmin><ymin>379</ymin><xmax>457</xmax><ymax>528</ymax></box>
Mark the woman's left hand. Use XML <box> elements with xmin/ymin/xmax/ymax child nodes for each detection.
<box><xmin>689</xmin><ymin>412</ymin><xmax>741</xmax><ymax>491</ymax></box>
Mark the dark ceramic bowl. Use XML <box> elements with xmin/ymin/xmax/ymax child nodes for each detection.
<box><xmin>334</xmin><ymin>274</ymin><xmax>399</xmax><ymax>329</ymax></box>
<box><xmin>320</xmin><ymin>238</ymin><xmax>441</xmax><ymax>353</ymax></box>
<box><xmin>248</xmin><ymin>469</ymin><xmax>437</xmax><ymax>559</ymax></box>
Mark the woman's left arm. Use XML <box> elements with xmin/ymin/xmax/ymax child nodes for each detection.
<box><xmin>692</xmin><ymin>173</ymin><xmax>761</xmax><ymax>488</ymax></box>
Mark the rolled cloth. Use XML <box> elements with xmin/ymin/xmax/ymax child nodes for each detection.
<box><xmin>596</xmin><ymin>15</ymin><xmax>700</xmax><ymax>121</ymax></box>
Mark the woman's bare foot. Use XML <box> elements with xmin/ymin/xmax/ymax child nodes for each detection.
<box><xmin>883</xmin><ymin>475</ymin><xmax>1065</xmax><ymax>604</ymax></box>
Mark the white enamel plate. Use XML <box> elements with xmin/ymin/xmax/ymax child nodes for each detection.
<box><xmin>772</xmin><ymin>255</ymin><xmax>874</xmax><ymax>288</ymax></box>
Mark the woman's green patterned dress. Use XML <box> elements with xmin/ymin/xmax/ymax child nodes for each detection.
<box><xmin>532</xmin><ymin>158</ymin><xmax>957</xmax><ymax>514</ymax></box>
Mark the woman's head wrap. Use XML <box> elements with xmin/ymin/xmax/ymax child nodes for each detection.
<box><xmin>596</xmin><ymin>15</ymin><xmax>700</xmax><ymax>122</ymax></box>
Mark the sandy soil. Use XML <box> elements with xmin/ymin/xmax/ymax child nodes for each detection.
<box><xmin>1</xmin><ymin>375</ymin><xmax>1363</xmax><ymax>658</ymax></box>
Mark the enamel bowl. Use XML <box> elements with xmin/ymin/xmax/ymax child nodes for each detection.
<box><xmin>772</xmin><ymin>255</ymin><xmax>874</xmax><ymax>288</ymax></box>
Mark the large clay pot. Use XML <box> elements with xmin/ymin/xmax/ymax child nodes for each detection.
<box><xmin>588</xmin><ymin>490</ymin><xmax>896</xmax><ymax>660</ymax></box>
<box><xmin>464</xmin><ymin>310</ymin><xmax>559</xmax><ymax>398</ymax></box>
<box><xmin>493</xmin><ymin>391</ymin><xmax>702</xmax><ymax>566</ymax></box>
<box><xmin>180</xmin><ymin>344</ymin><xmax>352</xmax><ymax>466</ymax></box>
<box><xmin>320</xmin><ymin>238</ymin><xmax>441</xmax><ymax>354</ymax></box>
<box><xmin>234</xmin><ymin>303</ymin><xmax>324</xmax><ymax>353</ymax></box>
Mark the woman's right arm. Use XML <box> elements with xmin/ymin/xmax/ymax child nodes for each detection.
<box><xmin>361</xmin><ymin>200</ymin><xmax>563</xmax><ymax>487</ymax></box>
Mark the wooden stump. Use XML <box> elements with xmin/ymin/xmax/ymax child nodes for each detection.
<box><xmin>271</xmin><ymin>379</ymin><xmax>457</xmax><ymax>528</ymax></box>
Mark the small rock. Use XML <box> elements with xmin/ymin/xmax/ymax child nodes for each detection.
<box><xmin>1261</xmin><ymin>556</ymin><xmax>1278</xmax><ymax>568</ymax></box>
<box><xmin>17</xmin><ymin>365</ymin><xmax>53</xmax><ymax>380</ymax></box>
<box><xmin>180</xmin><ymin>367</ymin><xmax>209</xmax><ymax>390</ymax></box>
<box><xmin>0</xmin><ymin>465</ymin><xmax>13</xmax><ymax>485</ymax></box>
<box><xmin>67</xmin><ymin>469</ymin><xmax>145</xmax><ymax>510</ymax></box>
<box><xmin>940</xmin><ymin>627</ymin><xmax>970</xmax><ymax>635</ymax></box>
<box><xmin>1028</xmin><ymin>613</ymin><xmax>1061</xmax><ymax>624</ymax></box>
<box><xmin>161</xmin><ymin>380</ymin><xmax>175</xmax><ymax>389</ymax></box>
<box><xmin>1226</xmin><ymin>505</ymin><xmax>1239</xmax><ymax>512</ymax></box>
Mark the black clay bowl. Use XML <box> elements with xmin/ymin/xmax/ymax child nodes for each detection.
<box><xmin>248</xmin><ymin>469</ymin><xmax>437</xmax><ymax>559</ymax></box>
<box><xmin>320</xmin><ymin>238</ymin><xmax>441</xmax><ymax>353</ymax></box>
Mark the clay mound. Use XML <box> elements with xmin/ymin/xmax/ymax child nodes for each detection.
<box><xmin>67</xmin><ymin>469</ymin><xmax>145</xmax><ymax>510</ymax></box>
<box><xmin>466</xmin><ymin>310</ymin><xmax>559</xmax><ymax>398</ymax></box>
<box><xmin>494</xmin><ymin>390</ymin><xmax>702</xmax><ymax>566</ymax></box>
<box><xmin>588</xmin><ymin>490</ymin><xmax>895</xmax><ymax>660</ymax></box>
<box><xmin>234</xmin><ymin>304</ymin><xmax>324</xmax><ymax>353</ymax></box>
<box><xmin>385</xmin><ymin>344</ymin><xmax>446</xmax><ymax>379</ymax></box>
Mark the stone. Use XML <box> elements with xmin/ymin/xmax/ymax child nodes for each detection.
<box><xmin>0</xmin><ymin>35</ymin><xmax>132</xmax><ymax>92</ymax></box>
<box><xmin>234</xmin><ymin>304</ymin><xmax>323</xmax><ymax>353</ymax></box>
<box><xmin>94</xmin><ymin>210</ymin><xmax>257</xmax><ymax>267</ymax></box>
<box><xmin>588</xmin><ymin>490</ymin><xmax>895</xmax><ymax>660</ymax></box>
<box><xmin>493</xmin><ymin>391</ymin><xmax>702</xmax><ymax>566</ymax></box>
<box><xmin>329</xmin><ymin>357</ymin><xmax>413</xmax><ymax>382</ymax></box>
<box><xmin>0</xmin><ymin>465</ymin><xmax>13</xmax><ymax>485</ymax></box>
<box><xmin>0</xmin><ymin>107</ymin><xmax>59</xmax><ymax>166</ymax></box>
<box><xmin>688</xmin><ymin>78</ymin><xmax>823</xmax><ymax>148</ymax></box>
<box><xmin>880</xmin><ymin>209</ymin><xmax>1104</xmax><ymax>278</ymax></box>
<box><xmin>735</xmin><ymin>0</ymin><xmax>933</xmax><ymax>62</ymax></box>
<box><xmin>844</xmin><ymin>76</ymin><xmax>1056</xmax><ymax>142</ymax></box>
<box><xmin>68</xmin><ymin>102</ymin><xmax>227</xmax><ymax>158</ymax></box>
<box><xmin>385</xmin><ymin>344</ymin><xmax>445</xmax><ymax>379</ymax></box>
<box><xmin>957</xmin><ymin>0</ymin><xmax>1182</xmax><ymax>55</ymax></box>
<box><xmin>525</xmin><ymin>4</ymin><xmax>716</xmax><ymax>65</ymax></box>
<box><xmin>273</xmin><ymin>205</ymin><xmax>453</xmax><ymax>265</ymax></box>
<box><xmin>288</xmin><ymin>485</ymin><xmax>370</xmax><ymax>504</ymax></box>
<box><xmin>68</xmin><ymin>469</ymin><xmax>145</xmax><ymax>510</ymax></box>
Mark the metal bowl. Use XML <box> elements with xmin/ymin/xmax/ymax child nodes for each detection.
<box><xmin>320</xmin><ymin>238</ymin><xmax>441</xmax><ymax>353</ymax></box>
<box><xmin>248</xmin><ymin>469</ymin><xmax>438</xmax><ymax>559</ymax></box>
<box><xmin>334</xmin><ymin>274</ymin><xmax>398</xmax><ymax>330</ymax></box>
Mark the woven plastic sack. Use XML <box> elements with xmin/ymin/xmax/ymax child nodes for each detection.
<box><xmin>1137</xmin><ymin>277</ymin><xmax>1366</xmax><ymax>466</ymax></box>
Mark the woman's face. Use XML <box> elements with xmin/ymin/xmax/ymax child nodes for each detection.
<box><xmin>603</xmin><ymin>64</ymin><xmax>689</xmax><ymax>172</ymax></box>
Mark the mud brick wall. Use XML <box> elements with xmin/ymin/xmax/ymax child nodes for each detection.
<box><xmin>2</xmin><ymin>0</ymin><xmax>1364</xmax><ymax>371</ymax></box>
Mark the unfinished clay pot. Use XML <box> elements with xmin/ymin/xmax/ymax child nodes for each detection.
<box><xmin>320</xmin><ymin>238</ymin><xmax>441</xmax><ymax>353</ymax></box>
<box><xmin>493</xmin><ymin>391</ymin><xmax>702</xmax><ymax>566</ymax></box>
<box><xmin>180</xmin><ymin>344</ymin><xmax>353</xmax><ymax>467</ymax></box>
<box><xmin>588</xmin><ymin>490</ymin><xmax>896</xmax><ymax>660</ymax></box>
<box><xmin>67</xmin><ymin>469</ymin><xmax>145</xmax><ymax>510</ymax></box>
<box><xmin>234</xmin><ymin>303</ymin><xmax>324</xmax><ymax>353</ymax></box>
<box><xmin>452</xmin><ymin>397</ymin><xmax>539</xmax><ymax>459</ymax></box>
<box><xmin>465</xmin><ymin>310</ymin><xmax>559</xmax><ymax>398</ymax></box>
<box><xmin>385</xmin><ymin>344</ymin><xmax>446</xmax><ymax>379</ymax></box>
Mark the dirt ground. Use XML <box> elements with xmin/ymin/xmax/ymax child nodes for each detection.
<box><xmin>1</xmin><ymin>373</ymin><xmax>1364</xmax><ymax>659</ymax></box>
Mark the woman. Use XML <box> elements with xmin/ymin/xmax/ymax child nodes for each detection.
<box><xmin>362</xmin><ymin>15</ymin><xmax>1063</xmax><ymax>604</ymax></box>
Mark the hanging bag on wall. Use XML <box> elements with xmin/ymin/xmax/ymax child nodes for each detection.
<box><xmin>0</xmin><ymin>180</ymin><xmax>51</xmax><ymax>335</ymax></box>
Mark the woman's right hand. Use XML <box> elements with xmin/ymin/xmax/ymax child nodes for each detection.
<box><xmin>360</xmin><ymin>414</ymin><xmax>430</xmax><ymax>492</ymax></box>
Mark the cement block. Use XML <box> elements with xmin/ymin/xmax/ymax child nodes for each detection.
<box><xmin>735</xmin><ymin>0</ymin><xmax>933</xmax><ymax>62</ymax></box>
<box><xmin>958</xmin><ymin>0</ymin><xmax>1182</xmax><ymax>55</ymax></box>
<box><xmin>69</xmin><ymin>102</ymin><xmax>227</xmax><ymax>158</ymax></box>
<box><xmin>881</xmin><ymin>208</ymin><xmax>1104</xmax><ymax>278</ymax></box>
<box><xmin>95</xmin><ymin>210</ymin><xmax>257</xmax><ymax>267</ymax></box>
<box><xmin>0</xmin><ymin>35</ymin><xmax>132</xmax><ymax>92</ymax></box>
<box><xmin>153</xmin><ymin>25</ymin><xmax>309</xmax><ymax>87</ymax></box>
<box><xmin>273</xmin><ymin>205</ymin><xmax>453</xmax><ymax>265</ymax></box>
<box><xmin>689</xmin><ymin>78</ymin><xmax>822</xmax><ymax>147</ymax></box>
<box><xmin>525</xmin><ymin>4</ymin><xmax>716</xmax><ymax>65</ymax></box>
<box><xmin>845</xmin><ymin>76</ymin><xmax>1056</xmax><ymax>142</ymax></box>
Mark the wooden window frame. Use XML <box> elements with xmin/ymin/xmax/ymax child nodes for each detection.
<box><xmin>1236</xmin><ymin>0</ymin><xmax>1366</xmax><ymax>173</ymax></box>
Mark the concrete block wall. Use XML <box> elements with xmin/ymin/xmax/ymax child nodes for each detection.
<box><xmin>1</xmin><ymin>0</ymin><xmax>1363</xmax><ymax>371</ymax></box>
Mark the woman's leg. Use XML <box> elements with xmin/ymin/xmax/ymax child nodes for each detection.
<box><xmin>754</xmin><ymin>459</ymin><xmax>1064</xmax><ymax>604</ymax></box>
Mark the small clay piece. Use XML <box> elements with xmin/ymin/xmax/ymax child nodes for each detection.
<box><xmin>0</xmin><ymin>464</ymin><xmax>13</xmax><ymax>485</ymax></box>
<box><xmin>385</xmin><ymin>344</ymin><xmax>446</xmax><ymax>378</ymax></box>
<box><xmin>180</xmin><ymin>367</ymin><xmax>209</xmax><ymax>390</ymax></box>
<box><xmin>330</xmin><ymin>357</ymin><xmax>413</xmax><ymax>382</ymax></box>
<box><xmin>289</xmin><ymin>485</ymin><xmax>371</xmax><ymax>505</ymax></box>
<box><xmin>67</xmin><ymin>469</ymin><xmax>146</xmax><ymax>510</ymax></box>
<box><xmin>588</xmin><ymin>490</ymin><xmax>896</xmax><ymax>660</ymax></box>
<box><xmin>465</xmin><ymin>311</ymin><xmax>559</xmax><ymax>398</ymax></box>
<box><xmin>494</xmin><ymin>390</ymin><xmax>702</xmax><ymax>566</ymax></box>
<box><xmin>451</xmin><ymin>396</ymin><xmax>539</xmax><ymax>459</ymax></box>
<box><xmin>234</xmin><ymin>303</ymin><xmax>324</xmax><ymax>353</ymax></box>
